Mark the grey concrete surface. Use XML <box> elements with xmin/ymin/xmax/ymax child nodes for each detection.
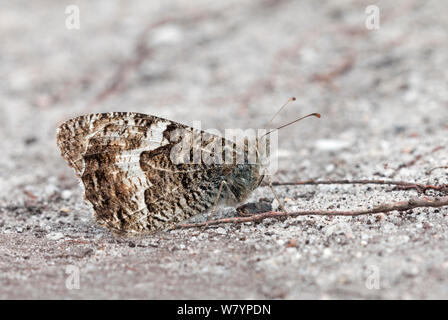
<box><xmin>1</xmin><ymin>0</ymin><xmax>448</xmax><ymax>299</ymax></box>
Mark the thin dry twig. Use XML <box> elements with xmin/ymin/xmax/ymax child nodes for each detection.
<box><xmin>59</xmin><ymin>239</ymin><xmax>89</xmax><ymax>249</ymax></box>
<box><xmin>390</xmin><ymin>154</ymin><xmax>422</xmax><ymax>178</ymax></box>
<box><xmin>427</xmin><ymin>166</ymin><xmax>448</xmax><ymax>174</ymax></box>
<box><xmin>270</xmin><ymin>179</ymin><xmax>448</xmax><ymax>194</ymax></box>
<box><xmin>310</xmin><ymin>55</ymin><xmax>354</xmax><ymax>83</ymax></box>
<box><xmin>175</xmin><ymin>196</ymin><xmax>448</xmax><ymax>229</ymax></box>
<box><xmin>390</xmin><ymin>145</ymin><xmax>444</xmax><ymax>178</ymax></box>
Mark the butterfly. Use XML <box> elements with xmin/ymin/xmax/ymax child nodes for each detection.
<box><xmin>56</xmin><ymin>112</ymin><xmax>268</xmax><ymax>234</ymax></box>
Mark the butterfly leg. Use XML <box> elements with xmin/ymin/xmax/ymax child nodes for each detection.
<box><xmin>265</xmin><ymin>174</ymin><xmax>289</xmax><ymax>213</ymax></box>
<box><xmin>200</xmin><ymin>180</ymin><xmax>231</xmax><ymax>232</ymax></box>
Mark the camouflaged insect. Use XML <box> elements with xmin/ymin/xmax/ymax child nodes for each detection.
<box><xmin>57</xmin><ymin>112</ymin><xmax>267</xmax><ymax>233</ymax></box>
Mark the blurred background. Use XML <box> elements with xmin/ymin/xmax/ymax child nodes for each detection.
<box><xmin>1</xmin><ymin>0</ymin><xmax>448</xmax><ymax>299</ymax></box>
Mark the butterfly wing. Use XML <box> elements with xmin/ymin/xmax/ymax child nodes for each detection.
<box><xmin>57</xmin><ymin>112</ymin><xmax>260</xmax><ymax>233</ymax></box>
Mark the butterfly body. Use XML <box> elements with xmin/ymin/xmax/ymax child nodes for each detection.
<box><xmin>57</xmin><ymin>112</ymin><xmax>264</xmax><ymax>233</ymax></box>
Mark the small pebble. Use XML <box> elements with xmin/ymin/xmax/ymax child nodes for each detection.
<box><xmin>215</xmin><ymin>227</ymin><xmax>227</xmax><ymax>235</ymax></box>
<box><xmin>61</xmin><ymin>190</ymin><xmax>72</xmax><ymax>200</ymax></box>
<box><xmin>46</xmin><ymin>232</ymin><xmax>64</xmax><ymax>240</ymax></box>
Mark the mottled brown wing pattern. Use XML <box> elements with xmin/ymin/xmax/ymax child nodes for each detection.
<box><xmin>57</xmin><ymin>112</ymin><xmax>263</xmax><ymax>233</ymax></box>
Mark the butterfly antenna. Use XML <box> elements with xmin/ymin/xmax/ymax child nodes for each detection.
<box><xmin>262</xmin><ymin>113</ymin><xmax>321</xmax><ymax>138</ymax></box>
<box><xmin>265</xmin><ymin>97</ymin><xmax>296</xmax><ymax>128</ymax></box>
<box><xmin>258</xmin><ymin>98</ymin><xmax>320</xmax><ymax>216</ymax></box>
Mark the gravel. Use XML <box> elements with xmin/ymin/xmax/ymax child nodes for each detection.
<box><xmin>1</xmin><ymin>0</ymin><xmax>448</xmax><ymax>299</ymax></box>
